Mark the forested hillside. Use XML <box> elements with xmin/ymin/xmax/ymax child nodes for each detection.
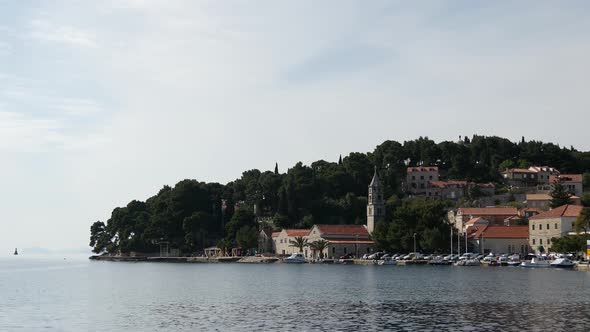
<box><xmin>90</xmin><ymin>136</ymin><xmax>590</xmax><ymax>254</ymax></box>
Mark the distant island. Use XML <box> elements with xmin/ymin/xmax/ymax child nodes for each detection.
<box><xmin>90</xmin><ymin>135</ymin><xmax>590</xmax><ymax>258</ymax></box>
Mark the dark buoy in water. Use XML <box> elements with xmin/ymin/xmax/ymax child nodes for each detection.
<box><xmin>14</xmin><ymin>248</ymin><xmax>18</xmax><ymax>255</ymax></box>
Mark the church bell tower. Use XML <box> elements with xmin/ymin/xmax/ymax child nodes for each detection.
<box><xmin>367</xmin><ymin>166</ymin><xmax>385</xmax><ymax>233</ymax></box>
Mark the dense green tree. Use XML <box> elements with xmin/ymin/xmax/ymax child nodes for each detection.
<box><xmin>225</xmin><ymin>209</ymin><xmax>256</xmax><ymax>240</ymax></box>
<box><xmin>235</xmin><ymin>225</ymin><xmax>258</xmax><ymax>250</ymax></box>
<box><xmin>551</xmin><ymin>235</ymin><xmax>590</xmax><ymax>253</ymax></box>
<box><xmin>89</xmin><ymin>221</ymin><xmax>110</xmax><ymax>254</ymax></box>
<box><xmin>183</xmin><ymin>212</ymin><xmax>215</xmax><ymax>252</ymax></box>
<box><xmin>550</xmin><ymin>178</ymin><xmax>573</xmax><ymax>208</ymax></box>
<box><xmin>574</xmin><ymin>207</ymin><xmax>590</xmax><ymax>234</ymax></box>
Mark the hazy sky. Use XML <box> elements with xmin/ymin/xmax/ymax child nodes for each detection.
<box><xmin>1</xmin><ymin>1</ymin><xmax>589</xmax><ymax>253</ymax></box>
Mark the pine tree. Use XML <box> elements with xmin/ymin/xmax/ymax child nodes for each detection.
<box><xmin>338</xmin><ymin>154</ymin><xmax>342</xmax><ymax>165</ymax></box>
<box><xmin>550</xmin><ymin>177</ymin><xmax>573</xmax><ymax>208</ymax></box>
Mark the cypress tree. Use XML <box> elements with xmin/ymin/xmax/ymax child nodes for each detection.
<box><xmin>274</xmin><ymin>162</ymin><xmax>279</xmax><ymax>175</ymax></box>
<box><xmin>550</xmin><ymin>177</ymin><xmax>573</xmax><ymax>208</ymax></box>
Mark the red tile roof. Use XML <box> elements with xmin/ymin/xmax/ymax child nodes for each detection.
<box><xmin>468</xmin><ymin>225</ymin><xmax>529</xmax><ymax>239</ymax></box>
<box><xmin>327</xmin><ymin>239</ymin><xmax>374</xmax><ymax>244</ymax></box>
<box><xmin>315</xmin><ymin>224</ymin><xmax>369</xmax><ymax>237</ymax></box>
<box><xmin>271</xmin><ymin>232</ymin><xmax>281</xmax><ymax>238</ymax></box>
<box><xmin>550</xmin><ymin>174</ymin><xmax>583</xmax><ymax>183</ymax></box>
<box><xmin>429</xmin><ymin>181</ymin><xmax>467</xmax><ymax>188</ymax></box>
<box><xmin>503</xmin><ymin>168</ymin><xmax>536</xmax><ymax>174</ymax></box>
<box><xmin>458</xmin><ymin>207</ymin><xmax>518</xmax><ymax>216</ymax></box>
<box><xmin>529</xmin><ymin>204</ymin><xmax>583</xmax><ymax>219</ymax></box>
<box><xmin>525</xmin><ymin>194</ymin><xmax>551</xmax><ymax>201</ymax></box>
<box><xmin>285</xmin><ymin>229</ymin><xmax>310</xmax><ymax>237</ymax></box>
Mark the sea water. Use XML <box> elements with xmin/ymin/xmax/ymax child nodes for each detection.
<box><xmin>1</xmin><ymin>257</ymin><xmax>589</xmax><ymax>331</ymax></box>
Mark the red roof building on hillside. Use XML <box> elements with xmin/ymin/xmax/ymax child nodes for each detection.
<box><xmin>468</xmin><ymin>225</ymin><xmax>529</xmax><ymax>239</ymax></box>
<box><xmin>529</xmin><ymin>204</ymin><xmax>583</xmax><ymax>220</ymax></box>
<box><xmin>549</xmin><ymin>174</ymin><xmax>584</xmax><ymax>196</ymax></box>
<box><xmin>313</xmin><ymin>224</ymin><xmax>369</xmax><ymax>238</ymax></box>
<box><xmin>467</xmin><ymin>225</ymin><xmax>530</xmax><ymax>254</ymax></box>
<box><xmin>455</xmin><ymin>207</ymin><xmax>519</xmax><ymax>231</ymax></box>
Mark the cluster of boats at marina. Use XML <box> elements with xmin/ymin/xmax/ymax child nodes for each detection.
<box><xmin>282</xmin><ymin>252</ymin><xmax>579</xmax><ymax>268</ymax></box>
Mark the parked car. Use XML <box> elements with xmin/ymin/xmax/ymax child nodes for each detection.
<box><xmin>367</xmin><ymin>252</ymin><xmax>384</xmax><ymax>260</ymax></box>
<box><xmin>339</xmin><ymin>253</ymin><xmax>353</xmax><ymax>259</ymax></box>
<box><xmin>362</xmin><ymin>254</ymin><xmax>370</xmax><ymax>260</ymax></box>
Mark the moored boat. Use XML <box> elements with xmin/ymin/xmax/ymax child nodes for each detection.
<box><xmin>455</xmin><ymin>259</ymin><xmax>480</xmax><ymax>266</ymax></box>
<box><xmin>284</xmin><ymin>253</ymin><xmax>307</xmax><ymax>264</ymax></box>
<box><xmin>377</xmin><ymin>258</ymin><xmax>397</xmax><ymax>266</ymax></box>
<box><xmin>520</xmin><ymin>257</ymin><xmax>550</xmax><ymax>268</ymax></box>
<box><xmin>550</xmin><ymin>258</ymin><xmax>576</xmax><ymax>268</ymax></box>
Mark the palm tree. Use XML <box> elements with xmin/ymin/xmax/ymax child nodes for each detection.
<box><xmin>289</xmin><ymin>236</ymin><xmax>308</xmax><ymax>253</ymax></box>
<box><xmin>308</xmin><ymin>239</ymin><xmax>330</xmax><ymax>259</ymax></box>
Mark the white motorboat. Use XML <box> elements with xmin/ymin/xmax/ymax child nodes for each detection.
<box><xmin>284</xmin><ymin>253</ymin><xmax>307</xmax><ymax>264</ymax></box>
<box><xmin>520</xmin><ymin>257</ymin><xmax>550</xmax><ymax>268</ymax></box>
<box><xmin>455</xmin><ymin>259</ymin><xmax>480</xmax><ymax>266</ymax></box>
<box><xmin>377</xmin><ymin>258</ymin><xmax>397</xmax><ymax>266</ymax></box>
<box><xmin>550</xmin><ymin>258</ymin><xmax>576</xmax><ymax>268</ymax></box>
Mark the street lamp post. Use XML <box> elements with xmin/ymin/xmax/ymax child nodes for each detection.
<box><xmin>450</xmin><ymin>227</ymin><xmax>453</xmax><ymax>255</ymax></box>
<box><xmin>413</xmin><ymin>233</ymin><xmax>417</xmax><ymax>255</ymax></box>
<box><xmin>355</xmin><ymin>234</ymin><xmax>359</xmax><ymax>258</ymax></box>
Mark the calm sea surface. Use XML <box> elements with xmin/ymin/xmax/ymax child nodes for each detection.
<box><xmin>1</xmin><ymin>256</ymin><xmax>590</xmax><ymax>331</ymax></box>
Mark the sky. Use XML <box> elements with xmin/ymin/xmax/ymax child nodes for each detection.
<box><xmin>1</xmin><ymin>1</ymin><xmax>590</xmax><ymax>254</ymax></box>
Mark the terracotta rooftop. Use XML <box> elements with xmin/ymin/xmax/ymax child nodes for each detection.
<box><xmin>407</xmin><ymin>166</ymin><xmax>439</xmax><ymax>172</ymax></box>
<box><xmin>271</xmin><ymin>232</ymin><xmax>281</xmax><ymax>238</ymax></box>
<box><xmin>429</xmin><ymin>181</ymin><xmax>467</xmax><ymax>188</ymax></box>
<box><xmin>525</xmin><ymin>194</ymin><xmax>551</xmax><ymax>201</ymax></box>
<box><xmin>468</xmin><ymin>225</ymin><xmax>529</xmax><ymax>239</ymax></box>
<box><xmin>284</xmin><ymin>229</ymin><xmax>311</xmax><ymax>237</ymax></box>
<box><xmin>503</xmin><ymin>168</ymin><xmax>536</xmax><ymax>174</ymax></box>
<box><xmin>458</xmin><ymin>207</ymin><xmax>518</xmax><ymax>216</ymax></box>
<box><xmin>550</xmin><ymin>174</ymin><xmax>583</xmax><ymax>183</ymax></box>
<box><xmin>315</xmin><ymin>224</ymin><xmax>369</xmax><ymax>237</ymax></box>
<box><xmin>529</xmin><ymin>166</ymin><xmax>559</xmax><ymax>173</ymax></box>
<box><xmin>530</xmin><ymin>205</ymin><xmax>583</xmax><ymax>219</ymax></box>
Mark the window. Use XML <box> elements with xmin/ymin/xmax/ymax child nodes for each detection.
<box><xmin>429</xmin><ymin>176</ymin><xmax>433</xmax><ymax>180</ymax></box>
<box><xmin>532</xmin><ymin>238</ymin><xmax>536</xmax><ymax>245</ymax></box>
<box><xmin>332</xmin><ymin>247</ymin><xmax>335</xmax><ymax>254</ymax></box>
<box><xmin>546</xmin><ymin>224</ymin><xmax>549</xmax><ymax>230</ymax></box>
<box><xmin>412</xmin><ymin>176</ymin><xmax>416</xmax><ymax>180</ymax></box>
<box><xmin>547</xmin><ymin>238</ymin><xmax>551</xmax><ymax>245</ymax></box>
<box><xmin>420</xmin><ymin>183</ymin><xmax>425</xmax><ymax>189</ymax></box>
<box><xmin>344</xmin><ymin>247</ymin><xmax>347</xmax><ymax>254</ymax></box>
<box><xmin>554</xmin><ymin>223</ymin><xmax>558</xmax><ymax>229</ymax></box>
<box><xmin>539</xmin><ymin>224</ymin><xmax>542</xmax><ymax>230</ymax></box>
<box><xmin>532</xmin><ymin>224</ymin><xmax>535</xmax><ymax>230</ymax></box>
<box><xmin>420</xmin><ymin>175</ymin><xmax>424</xmax><ymax>180</ymax></box>
<box><xmin>540</xmin><ymin>239</ymin><xmax>543</xmax><ymax>245</ymax></box>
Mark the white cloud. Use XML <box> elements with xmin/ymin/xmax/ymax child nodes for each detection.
<box><xmin>51</xmin><ymin>97</ymin><xmax>104</xmax><ymax>116</ymax></box>
<box><xmin>28</xmin><ymin>19</ymin><xmax>97</xmax><ymax>48</ymax></box>
<box><xmin>2</xmin><ymin>1</ymin><xmax>590</xmax><ymax>253</ymax></box>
